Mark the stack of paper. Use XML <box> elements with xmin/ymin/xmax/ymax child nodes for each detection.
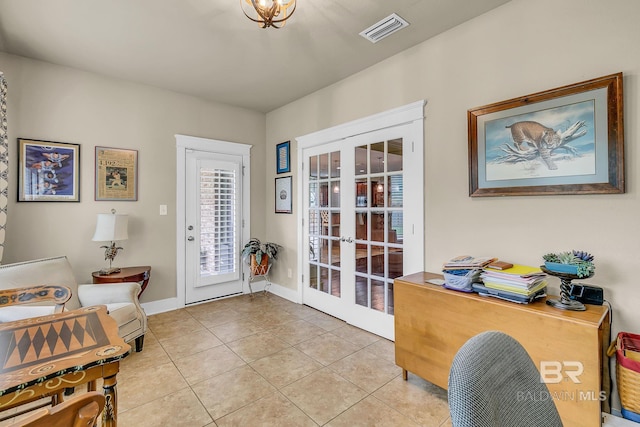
<box><xmin>442</xmin><ymin>256</ymin><xmax>496</xmax><ymax>292</ymax></box>
<box><xmin>481</xmin><ymin>264</ymin><xmax>547</xmax><ymax>297</ymax></box>
<box><xmin>443</xmin><ymin>256</ymin><xmax>497</xmax><ymax>270</ymax></box>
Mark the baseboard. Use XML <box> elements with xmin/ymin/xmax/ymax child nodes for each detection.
<box><xmin>140</xmin><ymin>297</ymin><xmax>178</xmax><ymax>316</ymax></box>
<box><xmin>603</xmin><ymin>411</ymin><xmax>638</xmax><ymax>426</ymax></box>
<box><xmin>263</xmin><ymin>281</ymin><xmax>300</xmax><ymax>303</ymax></box>
<box><xmin>141</xmin><ymin>282</ymin><xmax>301</xmax><ymax>316</ymax></box>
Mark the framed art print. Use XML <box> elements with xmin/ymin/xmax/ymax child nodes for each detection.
<box><xmin>276</xmin><ymin>141</ymin><xmax>291</xmax><ymax>174</ymax></box>
<box><xmin>95</xmin><ymin>146</ymin><xmax>138</xmax><ymax>201</ymax></box>
<box><xmin>468</xmin><ymin>73</ymin><xmax>624</xmax><ymax>197</ymax></box>
<box><xmin>18</xmin><ymin>138</ymin><xmax>80</xmax><ymax>202</ymax></box>
<box><xmin>275</xmin><ymin>176</ymin><xmax>292</xmax><ymax>214</ymax></box>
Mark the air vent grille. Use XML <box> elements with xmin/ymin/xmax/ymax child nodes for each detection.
<box><xmin>359</xmin><ymin>13</ymin><xmax>409</xmax><ymax>43</ymax></box>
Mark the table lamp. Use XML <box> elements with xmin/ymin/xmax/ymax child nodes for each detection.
<box><xmin>92</xmin><ymin>209</ymin><xmax>128</xmax><ymax>274</ymax></box>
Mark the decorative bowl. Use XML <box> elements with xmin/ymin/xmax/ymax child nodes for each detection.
<box><xmin>544</xmin><ymin>262</ymin><xmax>579</xmax><ymax>275</ymax></box>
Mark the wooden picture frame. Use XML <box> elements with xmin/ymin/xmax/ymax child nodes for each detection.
<box><xmin>468</xmin><ymin>73</ymin><xmax>624</xmax><ymax>197</ymax></box>
<box><xmin>18</xmin><ymin>138</ymin><xmax>80</xmax><ymax>202</ymax></box>
<box><xmin>276</xmin><ymin>141</ymin><xmax>291</xmax><ymax>174</ymax></box>
<box><xmin>275</xmin><ymin>176</ymin><xmax>292</xmax><ymax>214</ymax></box>
<box><xmin>95</xmin><ymin>147</ymin><xmax>138</xmax><ymax>201</ymax></box>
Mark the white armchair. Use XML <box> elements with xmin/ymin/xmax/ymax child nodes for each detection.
<box><xmin>0</xmin><ymin>256</ymin><xmax>147</xmax><ymax>352</ymax></box>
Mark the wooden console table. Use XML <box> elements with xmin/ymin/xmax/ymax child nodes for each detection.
<box><xmin>394</xmin><ymin>272</ymin><xmax>610</xmax><ymax>427</ymax></box>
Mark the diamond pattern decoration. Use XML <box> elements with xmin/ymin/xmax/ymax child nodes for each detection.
<box><xmin>0</xmin><ymin>312</ymin><xmax>105</xmax><ymax>373</ymax></box>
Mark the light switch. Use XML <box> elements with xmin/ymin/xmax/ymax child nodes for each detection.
<box><xmin>159</xmin><ymin>205</ymin><xmax>168</xmax><ymax>216</ymax></box>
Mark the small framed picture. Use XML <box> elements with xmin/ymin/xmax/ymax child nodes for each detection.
<box><xmin>276</xmin><ymin>141</ymin><xmax>291</xmax><ymax>174</ymax></box>
<box><xmin>18</xmin><ymin>138</ymin><xmax>80</xmax><ymax>202</ymax></box>
<box><xmin>95</xmin><ymin>147</ymin><xmax>138</xmax><ymax>201</ymax></box>
<box><xmin>275</xmin><ymin>176</ymin><xmax>292</xmax><ymax>214</ymax></box>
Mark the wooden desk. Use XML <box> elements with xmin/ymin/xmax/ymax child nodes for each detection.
<box><xmin>394</xmin><ymin>272</ymin><xmax>610</xmax><ymax>427</ymax></box>
<box><xmin>92</xmin><ymin>266</ymin><xmax>151</xmax><ymax>298</ymax></box>
<box><xmin>0</xmin><ymin>306</ymin><xmax>130</xmax><ymax>427</ymax></box>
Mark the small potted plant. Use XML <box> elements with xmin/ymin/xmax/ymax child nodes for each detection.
<box><xmin>241</xmin><ymin>238</ymin><xmax>281</xmax><ymax>275</ymax></box>
<box><xmin>542</xmin><ymin>250</ymin><xmax>595</xmax><ymax>278</ymax></box>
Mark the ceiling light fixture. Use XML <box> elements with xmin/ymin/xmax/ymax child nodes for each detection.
<box><xmin>241</xmin><ymin>0</ymin><xmax>296</xmax><ymax>29</ymax></box>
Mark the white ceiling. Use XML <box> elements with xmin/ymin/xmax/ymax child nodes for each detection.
<box><xmin>0</xmin><ymin>0</ymin><xmax>511</xmax><ymax>113</ymax></box>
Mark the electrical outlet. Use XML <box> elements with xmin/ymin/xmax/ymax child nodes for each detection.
<box><xmin>287</xmin><ymin>268</ymin><xmax>292</xmax><ymax>278</ymax></box>
<box><xmin>159</xmin><ymin>204</ymin><xmax>168</xmax><ymax>215</ymax></box>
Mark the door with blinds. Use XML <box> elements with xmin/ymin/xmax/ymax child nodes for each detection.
<box><xmin>185</xmin><ymin>150</ymin><xmax>243</xmax><ymax>304</ymax></box>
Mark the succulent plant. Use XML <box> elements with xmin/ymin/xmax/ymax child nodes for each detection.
<box><xmin>543</xmin><ymin>250</ymin><xmax>595</xmax><ymax>278</ymax></box>
<box><xmin>573</xmin><ymin>250</ymin><xmax>594</xmax><ymax>262</ymax></box>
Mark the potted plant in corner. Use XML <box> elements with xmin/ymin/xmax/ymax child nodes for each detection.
<box><xmin>241</xmin><ymin>238</ymin><xmax>281</xmax><ymax>276</ymax></box>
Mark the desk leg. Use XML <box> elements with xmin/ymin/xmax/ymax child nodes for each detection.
<box><xmin>402</xmin><ymin>368</ymin><xmax>408</xmax><ymax>380</ymax></box>
<box><xmin>102</xmin><ymin>373</ymin><xmax>119</xmax><ymax>427</ymax></box>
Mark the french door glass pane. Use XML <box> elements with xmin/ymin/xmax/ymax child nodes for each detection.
<box><xmin>331</xmin><ymin>152</ymin><xmax>341</xmax><ymax>178</ymax></box>
<box><xmin>309</xmin><ymin>155</ymin><xmax>318</xmax><ymax>179</ymax></box>
<box><xmin>355</xmin><ymin>145</ymin><xmax>367</xmax><ymax>176</ymax></box>
<box><xmin>388</xmin><ymin>139</ymin><xmax>403</xmax><ymax>172</ymax></box>
<box><xmin>390</xmin><ymin>211</ymin><xmax>403</xmax><ymax>243</ymax></box>
<box><xmin>319</xmin><ymin>153</ymin><xmax>328</xmax><ymax>178</ymax></box>
<box><xmin>355</xmin><ymin>211</ymin><xmax>367</xmax><ymax>240</ymax></box>
<box><xmin>370</xmin><ymin>142</ymin><xmax>385</xmax><ymax>174</ymax></box>
<box><xmin>388</xmin><ymin>175</ymin><xmax>403</xmax><ymax>207</ymax></box>
<box><xmin>371</xmin><ymin>279</ymin><xmax>385</xmax><ymax>312</ymax></box>
<box><xmin>371</xmin><ymin>179</ymin><xmax>384</xmax><ymax>207</ymax></box>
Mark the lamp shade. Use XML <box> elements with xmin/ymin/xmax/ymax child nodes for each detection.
<box><xmin>92</xmin><ymin>213</ymin><xmax>128</xmax><ymax>242</ymax></box>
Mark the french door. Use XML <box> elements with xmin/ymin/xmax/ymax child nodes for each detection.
<box><xmin>301</xmin><ymin>116</ymin><xmax>423</xmax><ymax>340</ymax></box>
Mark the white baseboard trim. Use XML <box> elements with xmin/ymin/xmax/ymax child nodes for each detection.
<box><xmin>263</xmin><ymin>281</ymin><xmax>299</xmax><ymax>303</ymax></box>
<box><xmin>141</xmin><ymin>297</ymin><xmax>179</xmax><ymax>316</ymax></box>
<box><xmin>142</xmin><ymin>282</ymin><xmax>302</xmax><ymax>317</ymax></box>
<box><xmin>603</xmin><ymin>411</ymin><xmax>638</xmax><ymax>426</ymax></box>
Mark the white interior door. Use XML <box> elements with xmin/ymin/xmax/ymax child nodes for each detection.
<box><xmin>302</xmin><ymin>121</ymin><xmax>423</xmax><ymax>340</ymax></box>
<box><xmin>185</xmin><ymin>150</ymin><xmax>244</xmax><ymax>304</ymax></box>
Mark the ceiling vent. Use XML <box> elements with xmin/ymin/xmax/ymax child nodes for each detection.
<box><xmin>359</xmin><ymin>13</ymin><xmax>409</xmax><ymax>43</ymax></box>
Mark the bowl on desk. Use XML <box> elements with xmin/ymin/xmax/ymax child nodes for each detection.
<box><xmin>543</xmin><ymin>261</ymin><xmax>579</xmax><ymax>275</ymax></box>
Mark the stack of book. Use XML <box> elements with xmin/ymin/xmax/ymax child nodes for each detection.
<box><xmin>476</xmin><ymin>264</ymin><xmax>547</xmax><ymax>304</ymax></box>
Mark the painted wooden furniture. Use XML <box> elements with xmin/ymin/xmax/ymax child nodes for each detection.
<box><xmin>18</xmin><ymin>391</ymin><xmax>105</xmax><ymax>427</ymax></box>
<box><xmin>394</xmin><ymin>271</ymin><xmax>610</xmax><ymax>427</ymax></box>
<box><xmin>0</xmin><ymin>285</ymin><xmax>71</xmax><ymax>313</ymax></box>
<box><xmin>0</xmin><ymin>306</ymin><xmax>130</xmax><ymax>427</ymax></box>
<box><xmin>92</xmin><ymin>265</ymin><xmax>151</xmax><ymax>298</ymax></box>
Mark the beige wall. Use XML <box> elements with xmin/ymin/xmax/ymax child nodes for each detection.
<box><xmin>266</xmin><ymin>0</ymin><xmax>639</xmax><ymax>361</ymax></box>
<box><xmin>0</xmin><ymin>52</ymin><xmax>266</xmax><ymax>304</ymax></box>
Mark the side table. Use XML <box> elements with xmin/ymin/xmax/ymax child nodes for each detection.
<box><xmin>92</xmin><ymin>266</ymin><xmax>151</xmax><ymax>298</ymax></box>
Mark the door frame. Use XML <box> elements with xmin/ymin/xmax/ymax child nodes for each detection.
<box><xmin>295</xmin><ymin>100</ymin><xmax>426</xmax><ymax>333</ymax></box>
<box><xmin>176</xmin><ymin>134</ymin><xmax>252</xmax><ymax>308</ymax></box>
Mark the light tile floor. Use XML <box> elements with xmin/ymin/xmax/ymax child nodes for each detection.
<box><xmin>2</xmin><ymin>293</ymin><xmax>452</xmax><ymax>426</ymax></box>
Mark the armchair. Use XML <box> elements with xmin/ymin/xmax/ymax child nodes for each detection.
<box><xmin>0</xmin><ymin>256</ymin><xmax>147</xmax><ymax>352</ymax></box>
